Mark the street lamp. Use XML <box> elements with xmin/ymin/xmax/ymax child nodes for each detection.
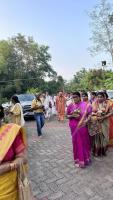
<box><xmin>109</xmin><ymin>13</ymin><xmax>113</xmax><ymax>25</ymax></box>
<box><xmin>102</xmin><ymin>61</ymin><xmax>106</xmax><ymax>66</ymax></box>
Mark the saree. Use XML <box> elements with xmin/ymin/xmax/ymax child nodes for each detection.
<box><xmin>67</xmin><ymin>102</ymin><xmax>91</xmax><ymax>167</ymax></box>
<box><xmin>0</xmin><ymin>123</ymin><xmax>26</xmax><ymax>200</ymax></box>
<box><xmin>90</xmin><ymin>101</ymin><xmax>110</xmax><ymax>156</ymax></box>
<box><xmin>108</xmin><ymin>99</ymin><xmax>113</xmax><ymax>147</ymax></box>
<box><xmin>10</xmin><ymin>103</ymin><xmax>25</xmax><ymax>126</ymax></box>
<box><xmin>56</xmin><ymin>96</ymin><xmax>66</xmax><ymax>121</ymax></box>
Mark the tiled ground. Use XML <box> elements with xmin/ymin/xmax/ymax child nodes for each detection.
<box><xmin>25</xmin><ymin>117</ymin><xmax>113</xmax><ymax>200</ymax></box>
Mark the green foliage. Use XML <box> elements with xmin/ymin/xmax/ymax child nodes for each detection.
<box><xmin>0</xmin><ymin>33</ymin><xmax>63</xmax><ymax>99</ymax></box>
<box><xmin>104</xmin><ymin>70</ymin><xmax>113</xmax><ymax>88</ymax></box>
<box><xmin>66</xmin><ymin>68</ymin><xmax>113</xmax><ymax>92</ymax></box>
<box><xmin>0</xmin><ymin>97</ymin><xmax>8</xmax><ymax>105</ymax></box>
<box><xmin>27</xmin><ymin>88</ymin><xmax>41</xmax><ymax>94</ymax></box>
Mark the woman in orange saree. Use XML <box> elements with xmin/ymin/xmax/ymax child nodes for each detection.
<box><xmin>0</xmin><ymin>105</ymin><xmax>27</xmax><ymax>200</ymax></box>
<box><xmin>56</xmin><ymin>91</ymin><xmax>66</xmax><ymax>121</ymax></box>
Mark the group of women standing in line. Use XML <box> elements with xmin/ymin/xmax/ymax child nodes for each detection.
<box><xmin>67</xmin><ymin>91</ymin><xmax>113</xmax><ymax>168</ymax></box>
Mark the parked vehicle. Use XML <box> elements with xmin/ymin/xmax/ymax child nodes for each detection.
<box><xmin>17</xmin><ymin>94</ymin><xmax>35</xmax><ymax>118</ymax></box>
<box><xmin>96</xmin><ymin>90</ymin><xmax>113</xmax><ymax>99</ymax></box>
<box><xmin>106</xmin><ymin>90</ymin><xmax>113</xmax><ymax>99</ymax></box>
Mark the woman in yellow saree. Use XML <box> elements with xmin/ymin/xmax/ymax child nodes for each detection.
<box><xmin>0</xmin><ymin>105</ymin><xmax>27</xmax><ymax>200</ymax></box>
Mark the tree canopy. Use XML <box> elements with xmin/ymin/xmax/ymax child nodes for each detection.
<box><xmin>88</xmin><ymin>0</ymin><xmax>113</xmax><ymax>64</ymax></box>
<box><xmin>0</xmin><ymin>34</ymin><xmax>64</xmax><ymax>102</ymax></box>
<box><xmin>66</xmin><ymin>67</ymin><xmax>113</xmax><ymax>92</ymax></box>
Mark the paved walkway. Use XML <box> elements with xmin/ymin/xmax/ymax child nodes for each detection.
<box><xmin>25</xmin><ymin>118</ymin><xmax>113</xmax><ymax>200</ymax></box>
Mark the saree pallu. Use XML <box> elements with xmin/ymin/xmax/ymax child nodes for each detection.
<box><xmin>0</xmin><ymin>123</ymin><xmax>26</xmax><ymax>200</ymax></box>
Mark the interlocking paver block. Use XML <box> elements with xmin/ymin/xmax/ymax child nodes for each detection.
<box><xmin>26</xmin><ymin>118</ymin><xmax>113</xmax><ymax>200</ymax></box>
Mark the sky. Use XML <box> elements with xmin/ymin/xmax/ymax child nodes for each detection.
<box><xmin>0</xmin><ymin>0</ymin><xmax>112</xmax><ymax>80</ymax></box>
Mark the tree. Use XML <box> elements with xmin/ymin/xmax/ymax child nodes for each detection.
<box><xmin>66</xmin><ymin>68</ymin><xmax>113</xmax><ymax>91</ymax></box>
<box><xmin>10</xmin><ymin>34</ymin><xmax>57</xmax><ymax>84</ymax></box>
<box><xmin>88</xmin><ymin>0</ymin><xmax>113</xmax><ymax>64</ymax></box>
<box><xmin>0</xmin><ymin>34</ymin><xmax>58</xmax><ymax>100</ymax></box>
<box><xmin>43</xmin><ymin>75</ymin><xmax>65</xmax><ymax>95</ymax></box>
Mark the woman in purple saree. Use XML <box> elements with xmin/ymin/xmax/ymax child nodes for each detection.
<box><xmin>67</xmin><ymin>92</ymin><xmax>91</xmax><ymax>168</ymax></box>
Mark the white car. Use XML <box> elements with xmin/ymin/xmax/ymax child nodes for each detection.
<box><xmin>106</xmin><ymin>90</ymin><xmax>113</xmax><ymax>99</ymax></box>
<box><xmin>17</xmin><ymin>94</ymin><xmax>35</xmax><ymax>118</ymax></box>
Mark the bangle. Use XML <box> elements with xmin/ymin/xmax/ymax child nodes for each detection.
<box><xmin>10</xmin><ymin>163</ymin><xmax>13</xmax><ymax>171</ymax></box>
<box><xmin>10</xmin><ymin>163</ymin><xmax>16</xmax><ymax>171</ymax></box>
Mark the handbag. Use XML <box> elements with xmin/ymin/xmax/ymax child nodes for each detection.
<box><xmin>18</xmin><ymin>164</ymin><xmax>34</xmax><ymax>200</ymax></box>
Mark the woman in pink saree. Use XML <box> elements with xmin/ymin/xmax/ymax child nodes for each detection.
<box><xmin>67</xmin><ymin>92</ymin><xmax>91</xmax><ymax>168</ymax></box>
